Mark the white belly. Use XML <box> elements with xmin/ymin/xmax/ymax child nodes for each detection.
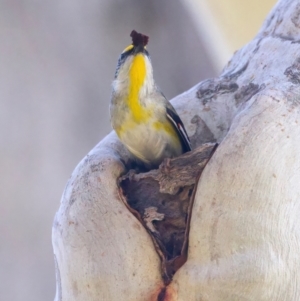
<box><xmin>119</xmin><ymin>122</ymin><xmax>182</xmax><ymax>167</ymax></box>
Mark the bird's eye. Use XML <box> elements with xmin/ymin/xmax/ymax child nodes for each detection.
<box><xmin>122</xmin><ymin>44</ymin><xmax>134</xmax><ymax>53</ymax></box>
<box><xmin>114</xmin><ymin>46</ymin><xmax>135</xmax><ymax>78</ymax></box>
<box><xmin>118</xmin><ymin>47</ymin><xmax>134</xmax><ymax>64</ymax></box>
<box><xmin>114</xmin><ymin>53</ymin><xmax>128</xmax><ymax>78</ymax></box>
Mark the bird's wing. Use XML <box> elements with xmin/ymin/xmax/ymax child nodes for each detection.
<box><xmin>157</xmin><ymin>91</ymin><xmax>191</xmax><ymax>152</ymax></box>
<box><xmin>165</xmin><ymin>104</ymin><xmax>191</xmax><ymax>152</ymax></box>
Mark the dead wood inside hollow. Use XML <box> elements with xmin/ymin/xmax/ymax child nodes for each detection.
<box><xmin>119</xmin><ymin>143</ymin><xmax>217</xmax><ymax>284</ymax></box>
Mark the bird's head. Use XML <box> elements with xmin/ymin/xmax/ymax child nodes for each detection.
<box><xmin>113</xmin><ymin>30</ymin><xmax>154</xmax><ymax>95</ymax></box>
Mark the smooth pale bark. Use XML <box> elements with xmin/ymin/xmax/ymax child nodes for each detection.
<box><xmin>171</xmin><ymin>91</ymin><xmax>300</xmax><ymax>300</ymax></box>
<box><xmin>52</xmin><ymin>135</ymin><xmax>164</xmax><ymax>301</ymax></box>
<box><xmin>53</xmin><ymin>0</ymin><xmax>300</xmax><ymax>300</ymax></box>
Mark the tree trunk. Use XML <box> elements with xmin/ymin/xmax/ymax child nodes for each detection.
<box><xmin>52</xmin><ymin>0</ymin><xmax>300</xmax><ymax>300</ymax></box>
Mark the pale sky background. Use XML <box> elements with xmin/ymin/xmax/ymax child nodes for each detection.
<box><xmin>0</xmin><ymin>0</ymin><xmax>276</xmax><ymax>300</ymax></box>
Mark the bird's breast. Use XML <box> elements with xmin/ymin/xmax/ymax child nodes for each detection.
<box><xmin>116</xmin><ymin>116</ymin><xmax>182</xmax><ymax>166</ymax></box>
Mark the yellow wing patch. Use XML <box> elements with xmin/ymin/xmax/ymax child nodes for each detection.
<box><xmin>153</xmin><ymin>120</ymin><xmax>181</xmax><ymax>147</ymax></box>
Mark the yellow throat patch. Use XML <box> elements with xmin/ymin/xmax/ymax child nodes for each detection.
<box><xmin>128</xmin><ymin>53</ymin><xmax>149</xmax><ymax>122</ymax></box>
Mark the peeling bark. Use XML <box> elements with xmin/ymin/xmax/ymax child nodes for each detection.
<box><xmin>120</xmin><ymin>143</ymin><xmax>217</xmax><ymax>284</ymax></box>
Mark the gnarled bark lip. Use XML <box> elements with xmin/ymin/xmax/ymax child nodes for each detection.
<box><xmin>119</xmin><ymin>143</ymin><xmax>218</xmax><ymax>284</ymax></box>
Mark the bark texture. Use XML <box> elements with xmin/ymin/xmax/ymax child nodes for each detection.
<box><xmin>53</xmin><ymin>0</ymin><xmax>300</xmax><ymax>300</ymax></box>
<box><xmin>119</xmin><ymin>143</ymin><xmax>217</xmax><ymax>284</ymax></box>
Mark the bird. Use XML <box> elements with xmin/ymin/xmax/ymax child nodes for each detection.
<box><xmin>110</xmin><ymin>30</ymin><xmax>191</xmax><ymax>168</ymax></box>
